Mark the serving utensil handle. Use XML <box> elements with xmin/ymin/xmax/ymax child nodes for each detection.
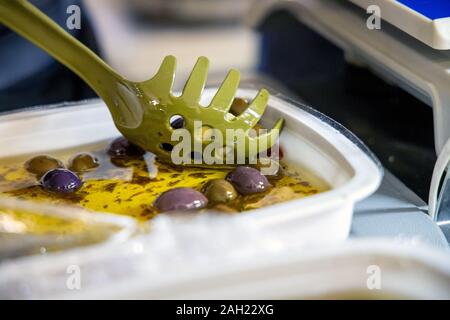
<box><xmin>0</xmin><ymin>0</ymin><xmax>120</xmax><ymax>98</ymax></box>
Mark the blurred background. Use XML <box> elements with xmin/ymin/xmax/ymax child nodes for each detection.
<box><xmin>0</xmin><ymin>0</ymin><xmax>437</xmax><ymax>201</ymax></box>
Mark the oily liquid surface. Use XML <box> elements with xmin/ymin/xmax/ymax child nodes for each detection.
<box><xmin>0</xmin><ymin>140</ymin><xmax>329</xmax><ymax>222</ymax></box>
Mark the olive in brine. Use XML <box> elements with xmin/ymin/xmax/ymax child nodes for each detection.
<box><xmin>69</xmin><ymin>153</ymin><xmax>99</xmax><ymax>172</ymax></box>
<box><xmin>108</xmin><ymin>137</ymin><xmax>145</xmax><ymax>159</ymax></box>
<box><xmin>25</xmin><ymin>155</ymin><xmax>64</xmax><ymax>177</ymax></box>
<box><xmin>40</xmin><ymin>168</ymin><xmax>83</xmax><ymax>194</ymax></box>
<box><xmin>203</xmin><ymin>179</ymin><xmax>237</xmax><ymax>204</ymax></box>
<box><xmin>227</xmin><ymin>166</ymin><xmax>271</xmax><ymax>195</ymax></box>
<box><xmin>230</xmin><ymin>98</ymin><xmax>249</xmax><ymax>116</ymax></box>
<box><xmin>154</xmin><ymin>187</ymin><xmax>208</xmax><ymax>212</ymax></box>
<box><xmin>254</xmin><ymin>158</ymin><xmax>283</xmax><ymax>180</ymax></box>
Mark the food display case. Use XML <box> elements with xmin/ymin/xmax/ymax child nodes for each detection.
<box><xmin>1</xmin><ymin>0</ymin><xmax>450</xmax><ymax>300</ymax></box>
<box><xmin>250</xmin><ymin>0</ymin><xmax>450</xmax><ymax>246</ymax></box>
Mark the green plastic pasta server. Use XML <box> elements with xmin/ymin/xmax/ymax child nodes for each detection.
<box><xmin>0</xmin><ymin>0</ymin><xmax>283</xmax><ymax>166</ymax></box>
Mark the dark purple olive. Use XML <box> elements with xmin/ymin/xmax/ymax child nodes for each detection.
<box><xmin>226</xmin><ymin>166</ymin><xmax>271</xmax><ymax>195</ymax></box>
<box><xmin>40</xmin><ymin>169</ymin><xmax>83</xmax><ymax>193</ymax></box>
<box><xmin>108</xmin><ymin>137</ymin><xmax>145</xmax><ymax>159</ymax></box>
<box><xmin>154</xmin><ymin>187</ymin><xmax>208</xmax><ymax>212</ymax></box>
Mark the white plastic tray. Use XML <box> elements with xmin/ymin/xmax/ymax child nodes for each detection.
<box><xmin>101</xmin><ymin>240</ymin><xmax>450</xmax><ymax>299</ymax></box>
<box><xmin>0</xmin><ymin>89</ymin><xmax>382</xmax><ymax>242</ymax></box>
<box><xmin>2</xmin><ymin>236</ymin><xmax>450</xmax><ymax>299</ymax></box>
<box><xmin>0</xmin><ymin>89</ymin><xmax>382</xmax><ymax>298</ymax></box>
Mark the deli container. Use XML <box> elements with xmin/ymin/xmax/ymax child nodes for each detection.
<box><xmin>0</xmin><ymin>88</ymin><xmax>383</xmax><ymax>298</ymax></box>
<box><xmin>0</xmin><ymin>88</ymin><xmax>383</xmax><ymax>242</ymax></box>
<box><xmin>92</xmin><ymin>240</ymin><xmax>450</xmax><ymax>300</ymax></box>
<box><xmin>0</xmin><ymin>197</ymin><xmax>138</xmax><ymax>261</ymax></box>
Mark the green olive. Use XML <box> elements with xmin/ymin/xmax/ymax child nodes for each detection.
<box><xmin>254</xmin><ymin>158</ymin><xmax>283</xmax><ymax>180</ymax></box>
<box><xmin>203</xmin><ymin>179</ymin><xmax>237</xmax><ymax>204</ymax></box>
<box><xmin>230</xmin><ymin>98</ymin><xmax>249</xmax><ymax>116</ymax></box>
<box><xmin>69</xmin><ymin>153</ymin><xmax>99</xmax><ymax>172</ymax></box>
<box><xmin>25</xmin><ymin>155</ymin><xmax>64</xmax><ymax>177</ymax></box>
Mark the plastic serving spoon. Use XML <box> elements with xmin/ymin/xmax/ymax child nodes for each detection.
<box><xmin>0</xmin><ymin>0</ymin><xmax>283</xmax><ymax>165</ymax></box>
